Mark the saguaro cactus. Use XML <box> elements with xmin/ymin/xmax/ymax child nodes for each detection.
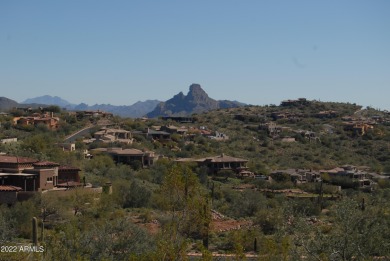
<box><xmin>254</xmin><ymin>237</ymin><xmax>258</xmax><ymax>252</ymax></box>
<box><xmin>41</xmin><ymin>219</ymin><xmax>44</xmax><ymax>242</ymax></box>
<box><xmin>32</xmin><ymin>217</ymin><xmax>38</xmax><ymax>246</ymax></box>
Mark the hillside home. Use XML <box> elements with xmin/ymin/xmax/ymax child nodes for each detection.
<box><xmin>37</xmin><ymin>118</ymin><xmax>60</xmax><ymax>130</ymax></box>
<box><xmin>343</xmin><ymin>122</ymin><xmax>374</xmax><ymax>136</ymax></box>
<box><xmin>0</xmin><ymin>156</ymin><xmax>81</xmax><ymax>192</ymax></box>
<box><xmin>161</xmin><ymin>116</ymin><xmax>195</xmax><ymax>123</ymax></box>
<box><xmin>26</xmin><ymin>161</ymin><xmax>60</xmax><ymax>189</ymax></box>
<box><xmin>133</xmin><ymin>128</ymin><xmax>171</xmax><ymax>142</ymax></box>
<box><xmin>183</xmin><ymin>127</ymin><xmax>211</xmax><ymax>142</ymax></box>
<box><xmin>259</xmin><ymin>122</ymin><xmax>282</xmax><ymax>136</ymax></box>
<box><xmin>77</xmin><ymin>110</ymin><xmax>113</xmax><ymax>118</ymax></box>
<box><xmin>187</xmin><ymin>127</ymin><xmax>212</xmax><ymax>137</ymax></box>
<box><xmin>57</xmin><ymin>166</ymin><xmax>82</xmax><ymax>187</ymax></box>
<box><xmin>13</xmin><ymin>117</ymin><xmax>33</xmax><ymax>126</ymax></box>
<box><xmin>176</xmin><ymin>154</ymin><xmax>249</xmax><ymax>175</ymax></box>
<box><xmin>13</xmin><ymin>112</ymin><xmax>60</xmax><ymax>130</ymax></box>
<box><xmin>320</xmin><ymin>165</ymin><xmax>374</xmax><ymax>189</ymax></box>
<box><xmin>160</xmin><ymin>125</ymin><xmax>188</xmax><ymax>135</ymax></box>
<box><xmin>315</xmin><ymin>111</ymin><xmax>338</xmax><ymax>118</ymax></box>
<box><xmin>92</xmin><ymin>148</ymin><xmax>156</xmax><ymax>168</ymax></box>
<box><xmin>353</xmin><ymin>124</ymin><xmax>374</xmax><ymax>136</ymax></box>
<box><xmin>271</xmin><ymin>111</ymin><xmax>304</xmax><ymax>121</ymax></box>
<box><xmin>271</xmin><ymin>169</ymin><xmax>321</xmax><ymax>184</ymax></box>
<box><xmin>94</xmin><ymin>127</ymin><xmax>133</xmax><ymax>144</ymax></box>
<box><xmin>0</xmin><ymin>156</ymin><xmax>50</xmax><ymax>191</ymax></box>
<box><xmin>0</xmin><ymin>155</ymin><xmax>37</xmax><ymax>173</ymax></box>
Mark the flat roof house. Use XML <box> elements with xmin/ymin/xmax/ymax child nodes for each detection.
<box><xmin>94</xmin><ymin>128</ymin><xmax>133</xmax><ymax>144</ymax></box>
<box><xmin>176</xmin><ymin>154</ymin><xmax>249</xmax><ymax>175</ymax></box>
<box><xmin>92</xmin><ymin>148</ymin><xmax>156</xmax><ymax>168</ymax></box>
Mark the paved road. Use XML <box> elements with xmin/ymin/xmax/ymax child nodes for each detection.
<box><xmin>64</xmin><ymin>126</ymin><xmax>96</xmax><ymax>143</ymax></box>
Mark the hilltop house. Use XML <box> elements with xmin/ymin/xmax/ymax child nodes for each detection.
<box><xmin>280</xmin><ymin>98</ymin><xmax>309</xmax><ymax>107</ymax></box>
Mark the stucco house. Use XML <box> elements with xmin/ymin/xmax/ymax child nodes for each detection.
<box><xmin>94</xmin><ymin>127</ymin><xmax>133</xmax><ymax>144</ymax></box>
<box><xmin>176</xmin><ymin>153</ymin><xmax>249</xmax><ymax>175</ymax></box>
<box><xmin>91</xmin><ymin>147</ymin><xmax>156</xmax><ymax>168</ymax></box>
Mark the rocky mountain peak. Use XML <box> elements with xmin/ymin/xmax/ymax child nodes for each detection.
<box><xmin>187</xmin><ymin>83</ymin><xmax>209</xmax><ymax>101</ymax></box>
<box><xmin>189</xmin><ymin>83</ymin><xmax>204</xmax><ymax>94</ymax></box>
<box><xmin>146</xmin><ymin>84</ymin><xmax>244</xmax><ymax>117</ymax></box>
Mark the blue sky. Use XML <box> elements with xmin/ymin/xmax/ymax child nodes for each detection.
<box><xmin>1</xmin><ymin>1</ymin><xmax>389</xmax><ymax>110</ymax></box>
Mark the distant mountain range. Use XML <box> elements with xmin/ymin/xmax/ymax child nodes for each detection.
<box><xmin>0</xmin><ymin>96</ymin><xmax>160</xmax><ymax>118</ymax></box>
<box><xmin>23</xmin><ymin>95</ymin><xmax>74</xmax><ymax>108</ymax></box>
<box><xmin>68</xmin><ymin>100</ymin><xmax>161</xmax><ymax>118</ymax></box>
<box><xmin>19</xmin><ymin>97</ymin><xmax>161</xmax><ymax>118</ymax></box>
<box><xmin>0</xmin><ymin>84</ymin><xmax>245</xmax><ymax>117</ymax></box>
<box><xmin>147</xmin><ymin>84</ymin><xmax>245</xmax><ymax>118</ymax></box>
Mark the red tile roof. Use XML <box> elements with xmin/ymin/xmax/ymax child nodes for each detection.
<box><xmin>33</xmin><ymin>161</ymin><xmax>60</xmax><ymax>167</ymax></box>
<box><xmin>0</xmin><ymin>156</ymin><xmax>38</xmax><ymax>164</ymax></box>
<box><xmin>0</xmin><ymin>185</ymin><xmax>23</xmax><ymax>192</ymax></box>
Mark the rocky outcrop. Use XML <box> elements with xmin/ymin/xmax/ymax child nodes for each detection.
<box><xmin>147</xmin><ymin>84</ymin><xmax>244</xmax><ymax>117</ymax></box>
